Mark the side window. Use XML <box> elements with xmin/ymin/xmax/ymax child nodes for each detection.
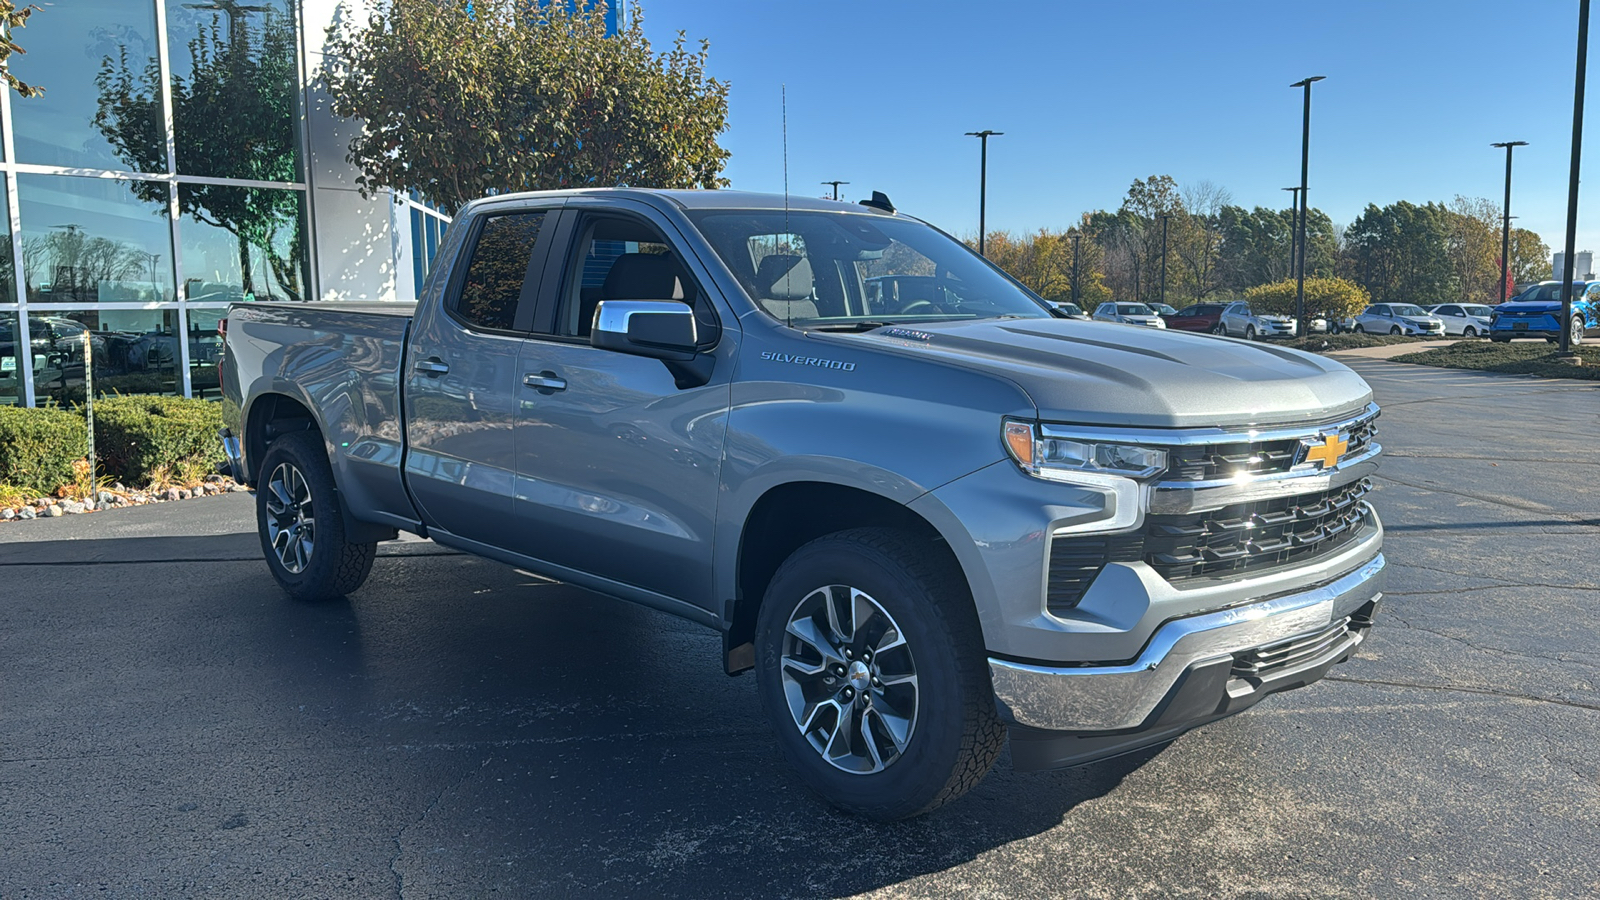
<box><xmin>555</xmin><ymin>216</ymin><xmax>711</xmax><ymax>341</ymax></box>
<box><xmin>453</xmin><ymin>212</ymin><xmax>546</xmax><ymax>332</ymax></box>
<box><xmin>1096</xmin><ymin>303</ymin><xmax>1112</xmax><ymax>315</ymax></box>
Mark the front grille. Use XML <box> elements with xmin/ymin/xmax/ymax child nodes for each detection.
<box><xmin>1231</xmin><ymin>617</ymin><xmax>1353</xmax><ymax>679</ymax></box>
<box><xmin>1143</xmin><ymin>479</ymin><xmax>1374</xmax><ymax>583</ymax></box>
<box><xmin>1166</xmin><ymin>414</ymin><xmax>1378</xmax><ymax>482</ymax></box>
<box><xmin>1045</xmin><ymin>479</ymin><xmax>1376</xmax><ymax>615</ymax></box>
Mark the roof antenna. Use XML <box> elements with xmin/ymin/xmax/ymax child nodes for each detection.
<box><xmin>782</xmin><ymin>84</ymin><xmax>793</xmax><ymax>328</ymax></box>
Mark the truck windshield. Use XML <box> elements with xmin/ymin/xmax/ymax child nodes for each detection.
<box><xmin>687</xmin><ymin>210</ymin><xmax>1052</xmax><ymax>327</ymax></box>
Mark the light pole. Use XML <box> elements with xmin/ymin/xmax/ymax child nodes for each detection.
<box><xmin>821</xmin><ymin>180</ymin><xmax>849</xmax><ymax>201</ymax></box>
<box><xmin>1158</xmin><ymin>213</ymin><xmax>1172</xmax><ymax>307</ymax></box>
<box><xmin>1282</xmin><ymin>186</ymin><xmax>1302</xmax><ymax>282</ymax></box>
<box><xmin>1071</xmin><ymin>231</ymin><xmax>1082</xmax><ymax>306</ymax></box>
<box><xmin>1291</xmin><ymin>75</ymin><xmax>1325</xmax><ymax>328</ymax></box>
<box><xmin>965</xmin><ymin>130</ymin><xmax>1002</xmax><ymax>256</ymax></box>
<box><xmin>1558</xmin><ymin>0</ymin><xmax>1590</xmax><ymax>358</ymax></box>
<box><xmin>1490</xmin><ymin>143</ymin><xmax>1528</xmax><ymax>304</ymax></box>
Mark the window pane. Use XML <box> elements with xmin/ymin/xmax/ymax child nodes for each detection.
<box><xmin>184</xmin><ymin>307</ymin><xmax>225</xmax><ymax>399</ymax></box>
<box><xmin>177</xmin><ymin>183</ymin><xmax>308</xmax><ymax>302</ymax></box>
<box><xmin>455</xmin><ymin>214</ymin><xmax>545</xmax><ymax>332</ymax></box>
<box><xmin>18</xmin><ymin>175</ymin><xmax>175</xmax><ymax>303</ymax></box>
<box><xmin>29</xmin><ymin>309</ymin><xmax>180</xmax><ymax>404</ymax></box>
<box><xmin>10</xmin><ymin>0</ymin><xmax>165</xmax><ymax>171</ymax></box>
<box><xmin>166</xmin><ymin>0</ymin><xmax>302</xmax><ymax>181</ymax></box>
<box><xmin>0</xmin><ymin>313</ymin><xmax>22</xmax><ymax>406</ymax></box>
<box><xmin>411</xmin><ymin>208</ymin><xmax>425</xmax><ymax>294</ymax></box>
<box><xmin>0</xmin><ymin>178</ymin><xmax>14</xmax><ymax>302</ymax></box>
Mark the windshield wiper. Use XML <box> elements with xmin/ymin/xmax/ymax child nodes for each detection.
<box><xmin>805</xmin><ymin>321</ymin><xmax>901</xmax><ymax>333</ymax></box>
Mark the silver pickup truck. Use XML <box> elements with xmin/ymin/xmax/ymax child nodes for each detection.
<box><xmin>220</xmin><ymin>188</ymin><xmax>1385</xmax><ymax>820</ymax></box>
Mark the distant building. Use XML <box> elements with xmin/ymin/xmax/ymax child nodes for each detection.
<box><xmin>0</xmin><ymin>0</ymin><xmax>628</xmax><ymax>408</ymax></box>
<box><xmin>1551</xmin><ymin>250</ymin><xmax>1595</xmax><ymax>281</ymax></box>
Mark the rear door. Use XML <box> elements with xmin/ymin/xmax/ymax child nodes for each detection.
<box><xmin>506</xmin><ymin>200</ymin><xmax>735</xmax><ymax>608</ymax></box>
<box><xmin>403</xmin><ymin>204</ymin><xmax>563</xmax><ymax>544</ymax></box>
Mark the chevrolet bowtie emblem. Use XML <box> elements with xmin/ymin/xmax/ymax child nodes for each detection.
<box><xmin>1303</xmin><ymin>433</ymin><xmax>1349</xmax><ymax>470</ymax></box>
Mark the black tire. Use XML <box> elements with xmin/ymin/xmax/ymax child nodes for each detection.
<box><xmin>255</xmin><ymin>431</ymin><xmax>376</xmax><ymax>602</ymax></box>
<box><xmin>1210</xmin><ymin>323</ymin><xmax>1226</xmax><ymax>335</ymax></box>
<box><xmin>1572</xmin><ymin>317</ymin><xmax>1585</xmax><ymax>346</ymax></box>
<box><xmin>1353</xmin><ymin>324</ymin><xmax>1365</xmax><ymax>333</ymax></box>
<box><xmin>755</xmin><ymin>527</ymin><xmax>1004</xmax><ymax>820</ymax></box>
<box><xmin>1464</xmin><ymin>326</ymin><xmax>1477</xmax><ymax>338</ymax></box>
<box><xmin>1244</xmin><ymin>325</ymin><xmax>1256</xmax><ymax>341</ymax></box>
<box><xmin>1389</xmin><ymin>326</ymin><xmax>1402</xmax><ymax>335</ymax></box>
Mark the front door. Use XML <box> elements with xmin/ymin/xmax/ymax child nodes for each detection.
<box><xmin>403</xmin><ymin>207</ymin><xmax>559</xmax><ymax>544</ymax></box>
<box><xmin>508</xmin><ymin>206</ymin><xmax>733</xmax><ymax>609</ymax></box>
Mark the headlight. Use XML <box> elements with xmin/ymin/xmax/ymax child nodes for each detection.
<box><xmin>1003</xmin><ymin>420</ymin><xmax>1168</xmax><ymax>480</ymax></box>
<box><xmin>1154</xmin><ymin>319</ymin><xmax>1167</xmax><ymax>328</ymax></box>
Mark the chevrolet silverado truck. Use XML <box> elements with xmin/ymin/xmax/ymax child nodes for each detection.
<box><xmin>220</xmin><ymin>189</ymin><xmax>1386</xmax><ymax>820</ymax></box>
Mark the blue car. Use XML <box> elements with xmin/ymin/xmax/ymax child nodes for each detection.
<box><xmin>1490</xmin><ymin>281</ymin><xmax>1598</xmax><ymax>344</ymax></box>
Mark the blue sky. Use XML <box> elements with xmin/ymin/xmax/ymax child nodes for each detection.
<box><xmin>644</xmin><ymin>0</ymin><xmax>1598</xmax><ymax>258</ymax></box>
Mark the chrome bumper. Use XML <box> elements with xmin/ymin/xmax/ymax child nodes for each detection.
<box><xmin>989</xmin><ymin>552</ymin><xmax>1386</xmax><ymax>732</ymax></box>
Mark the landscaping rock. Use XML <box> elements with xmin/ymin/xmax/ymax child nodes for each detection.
<box><xmin>205</xmin><ymin>474</ymin><xmax>225</xmax><ymax>484</ymax></box>
<box><xmin>97</xmin><ymin>491</ymin><xmax>115</xmax><ymax>504</ymax></box>
<box><xmin>61</xmin><ymin>501</ymin><xmax>87</xmax><ymax>515</ymax></box>
<box><xmin>1</xmin><ymin>508</ymin><xmax>14</xmax><ymax>520</ymax></box>
<box><xmin>44</xmin><ymin>505</ymin><xmax>63</xmax><ymax>517</ymax></box>
<box><xmin>19</xmin><ymin>507</ymin><xmax>35</xmax><ymax>519</ymax></box>
<box><xmin>164</xmin><ymin>488</ymin><xmax>182</xmax><ymax>502</ymax></box>
<box><xmin>227</xmin><ymin>483</ymin><xmax>248</xmax><ymax>493</ymax></box>
<box><xmin>96</xmin><ymin>500</ymin><xmax>113</xmax><ymax>511</ymax></box>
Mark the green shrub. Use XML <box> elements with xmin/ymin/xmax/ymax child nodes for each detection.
<box><xmin>0</xmin><ymin>406</ymin><xmax>88</xmax><ymax>495</ymax></box>
<box><xmin>93</xmin><ymin>395</ymin><xmax>225</xmax><ymax>486</ymax></box>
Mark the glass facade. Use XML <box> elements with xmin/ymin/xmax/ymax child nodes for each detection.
<box><xmin>2</xmin><ymin>0</ymin><xmax>310</xmax><ymax>406</ymax></box>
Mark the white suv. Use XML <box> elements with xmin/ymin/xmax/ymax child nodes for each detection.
<box><xmin>1092</xmin><ymin>302</ymin><xmax>1166</xmax><ymax>328</ymax></box>
<box><xmin>1426</xmin><ymin>304</ymin><xmax>1493</xmax><ymax>337</ymax></box>
<box><xmin>1219</xmin><ymin>302</ymin><xmax>1297</xmax><ymax>339</ymax></box>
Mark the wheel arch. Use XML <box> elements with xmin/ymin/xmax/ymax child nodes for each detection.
<box><xmin>723</xmin><ymin>481</ymin><xmax>968</xmax><ymax>675</ymax></box>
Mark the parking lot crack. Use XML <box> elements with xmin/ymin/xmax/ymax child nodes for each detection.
<box><xmin>1325</xmin><ymin>675</ymin><xmax>1600</xmax><ymax>714</ymax></box>
<box><xmin>1381</xmin><ymin>609</ymin><xmax>1597</xmax><ymax>667</ymax></box>
<box><xmin>389</xmin><ymin>756</ymin><xmax>491</xmax><ymax>899</ymax></box>
<box><xmin>1374</xmin><ymin>473</ymin><xmax>1599</xmax><ymax>522</ymax></box>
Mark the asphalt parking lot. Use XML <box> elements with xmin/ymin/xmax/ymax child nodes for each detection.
<box><xmin>2</xmin><ymin>357</ymin><xmax>1598</xmax><ymax>899</ymax></box>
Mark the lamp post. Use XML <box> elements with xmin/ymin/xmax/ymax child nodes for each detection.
<box><xmin>1158</xmin><ymin>213</ymin><xmax>1172</xmax><ymax>307</ymax></box>
<box><xmin>1282</xmin><ymin>186</ymin><xmax>1302</xmax><ymax>282</ymax></box>
<box><xmin>1557</xmin><ymin>0</ymin><xmax>1590</xmax><ymax>358</ymax></box>
<box><xmin>965</xmin><ymin>130</ymin><xmax>1003</xmax><ymax>256</ymax></box>
<box><xmin>1291</xmin><ymin>75</ymin><xmax>1325</xmax><ymax>329</ymax></box>
<box><xmin>1491</xmin><ymin>142</ymin><xmax>1528</xmax><ymax>304</ymax></box>
<box><xmin>821</xmin><ymin>180</ymin><xmax>849</xmax><ymax>201</ymax></box>
<box><xmin>1071</xmin><ymin>231</ymin><xmax>1082</xmax><ymax>306</ymax></box>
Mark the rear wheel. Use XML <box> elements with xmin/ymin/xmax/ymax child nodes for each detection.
<box><xmin>255</xmin><ymin>431</ymin><xmax>376</xmax><ymax>602</ymax></box>
<box><xmin>755</xmin><ymin>528</ymin><xmax>1004</xmax><ymax>820</ymax></box>
<box><xmin>1572</xmin><ymin>317</ymin><xmax>1585</xmax><ymax>346</ymax></box>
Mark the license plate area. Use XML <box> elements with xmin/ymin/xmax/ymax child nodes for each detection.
<box><xmin>1513</xmin><ymin>322</ymin><xmax>1528</xmax><ymax>331</ymax></box>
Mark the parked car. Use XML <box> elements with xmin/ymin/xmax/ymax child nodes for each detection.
<box><xmin>1426</xmin><ymin>304</ymin><xmax>1494</xmax><ymax>337</ymax></box>
<box><xmin>1350</xmin><ymin>304</ymin><xmax>1445</xmax><ymax>336</ymax></box>
<box><xmin>1092</xmin><ymin>301</ymin><xmax>1167</xmax><ymax>327</ymax></box>
<box><xmin>1219</xmin><ymin>301</ymin><xmax>1297</xmax><ymax>339</ymax></box>
<box><xmin>1148</xmin><ymin>302</ymin><xmax>1178</xmax><ymax>316</ymax></box>
<box><xmin>1489</xmin><ymin>281</ymin><xmax>1597</xmax><ymax>344</ymax></box>
<box><xmin>1160</xmin><ymin>302</ymin><xmax>1227</xmax><ymax>334</ymax></box>
<box><xmin>221</xmin><ymin>187</ymin><xmax>1385</xmax><ymax>820</ymax></box>
<box><xmin>1051</xmin><ymin>301</ymin><xmax>1090</xmax><ymax>320</ymax></box>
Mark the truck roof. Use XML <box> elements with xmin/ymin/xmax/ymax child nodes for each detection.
<box><xmin>463</xmin><ymin>187</ymin><xmax>892</xmax><ymax>216</ymax></box>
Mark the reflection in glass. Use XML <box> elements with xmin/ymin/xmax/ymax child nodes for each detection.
<box><xmin>185</xmin><ymin>307</ymin><xmax>226</xmax><ymax>399</ymax></box>
<box><xmin>31</xmin><ymin>309</ymin><xmax>181</xmax><ymax>405</ymax></box>
<box><xmin>178</xmin><ymin>184</ymin><xmax>308</xmax><ymax>302</ymax></box>
<box><xmin>17</xmin><ymin>175</ymin><xmax>175</xmax><ymax>303</ymax></box>
<box><xmin>163</xmin><ymin>0</ymin><xmax>301</xmax><ymax>182</ymax></box>
<box><xmin>0</xmin><ymin>313</ymin><xmax>23</xmax><ymax>406</ymax></box>
<box><xmin>11</xmin><ymin>0</ymin><xmax>163</xmax><ymax>170</ymax></box>
<box><xmin>0</xmin><ymin>178</ymin><xmax>14</xmax><ymax>303</ymax></box>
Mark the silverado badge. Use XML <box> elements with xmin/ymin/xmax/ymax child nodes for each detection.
<box><xmin>1302</xmin><ymin>432</ymin><xmax>1349</xmax><ymax>470</ymax></box>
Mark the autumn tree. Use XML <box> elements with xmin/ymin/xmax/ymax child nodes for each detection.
<box><xmin>1510</xmin><ymin>227</ymin><xmax>1551</xmax><ymax>287</ymax></box>
<box><xmin>1343</xmin><ymin>201</ymin><xmax>1452</xmax><ymax>305</ymax></box>
<box><xmin>1244</xmin><ymin>276</ymin><xmax>1369</xmax><ymax>320</ymax></box>
<box><xmin>1444</xmin><ymin>196</ymin><xmax>1501</xmax><ymax>305</ymax></box>
<box><xmin>2</xmin><ymin>1</ymin><xmax>42</xmax><ymax>96</ymax></box>
<box><xmin>323</xmin><ymin>0</ymin><xmax>730</xmax><ymax>213</ymax></box>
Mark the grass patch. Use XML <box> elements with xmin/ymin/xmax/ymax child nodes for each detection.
<box><xmin>1389</xmin><ymin>341</ymin><xmax>1600</xmax><ymax>380</ymax></box>
<box><xmin>1280</xmin><ymin>333</ymin><xmax>1440</xmax><ymax>352</ymax></box>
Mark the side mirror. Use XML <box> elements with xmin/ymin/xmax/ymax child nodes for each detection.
<box><xmin>591</xmin><ymin>300</ymin><xmax>698</xmax><ymax>361</ymax></box>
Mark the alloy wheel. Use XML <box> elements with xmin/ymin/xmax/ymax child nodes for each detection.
<box><xmin>779</xmin><ymin>585</ymin><xmax>919</xmax><ymax>775</ymax></box>
<box><xmin>265</xmin><ymin>461</ymin><xmax>315</xmax><ymax>574</ymax></box>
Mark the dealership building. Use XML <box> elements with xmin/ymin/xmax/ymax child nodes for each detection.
<box><xmin>0</xmin><ymin>0</ymin><xmax>627</xmax><ymax>406</ymax></box>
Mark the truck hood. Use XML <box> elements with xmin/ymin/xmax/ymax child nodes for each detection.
<box><xmin>1497</xmin><ymin>299</ymin><xmax>1573</xmax><ymax>314</ymax></box>
<box><xmin>836</xmin><ymin>318</ymin><xmax>1373</xmax><ymax>429</ymax></box>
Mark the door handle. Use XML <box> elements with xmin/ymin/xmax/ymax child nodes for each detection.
<box><xmin>414</xmin><ymin>358</ymin><xmax>450</xmax><ymax>376</ymax></box>
<box><xmin>523</xmin><ymin>371</ymin><xmax>567</xmax><ymax>392</ymax></box>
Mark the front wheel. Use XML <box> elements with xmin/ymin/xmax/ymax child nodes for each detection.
<box><xmin>255</xmin><ymin>431</ymin><xmax>376</xmax><ymax>602</ymax></box>
<box><xmin>1464</xmin><ymin>326</ymin><xmax>1477</xmax><ymax>338</ymax></box>
<box><xmin>1211</xmin><ymin>323</ymin><xmax>1226</xmax><ymax>335</ymax></box>
<box><xmin>1572</xmin><ymin>317</ymin><xmax>1586</xmax><ymax>346</ymax></box>
<box><xmin>755</xmin><ymin>528</ymin><xmax>1004</xmax><ymax>820</ymax></box>
<box><xmin>1390</xmin><ymin>326</ymin><xmax>1402</xmax><ymax>335</ymax></box>
<box><xmin>1245</xmin><ymin>325</ymin><xmax>1256</xmax><ymax>340</ymax></box>
<box><xmin>1354</xmin><ymin>324</ymin><xmax>1365</xmax><ymax>333</ymax></box>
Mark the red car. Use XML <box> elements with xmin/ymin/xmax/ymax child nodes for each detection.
<box><xmin>1160</xmin><ymin>303</ymin><xmax>1228</xmax><ymax>334</ymax></box>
